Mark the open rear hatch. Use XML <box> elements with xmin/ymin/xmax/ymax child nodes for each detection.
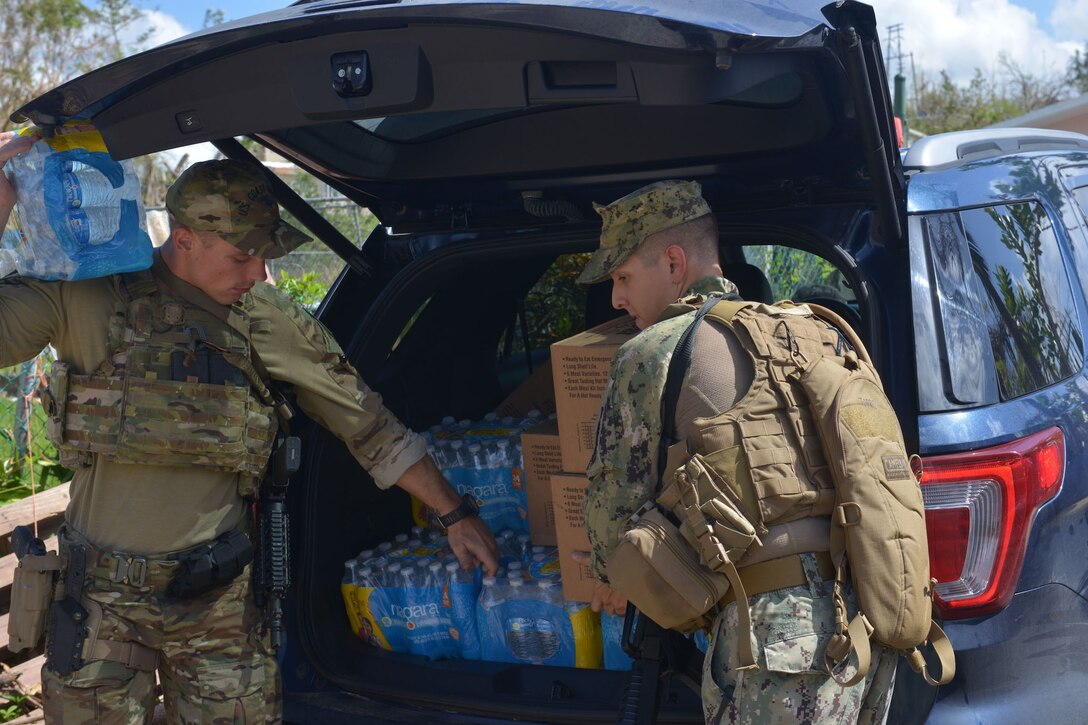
<box><xmin>14</xmin><ymin>1</ymin><xmax>904</xmax><ymax>720</ymax></box>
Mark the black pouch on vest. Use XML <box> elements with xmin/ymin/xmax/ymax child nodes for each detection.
<box><xmin>166</xmin><ymin>530</ymin><xmax>254</xmax><ymax>600</ymax></box>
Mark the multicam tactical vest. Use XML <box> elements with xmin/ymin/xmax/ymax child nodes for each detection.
<box><xmin>664</xmin><ymin>301</ymin><xmax>846</xmax><ymax>533</ymax></box>
<box><xmin>43</xmin><ymin>270</ymin><xmax>280</xmax><ymax>495</ymax></box>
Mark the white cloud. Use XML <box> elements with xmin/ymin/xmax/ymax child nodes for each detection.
<box><xmin>122</xmin><ymin>9</ymin><xmax>191</xmax><ymax>52</ymax></box>
<box><xmin>868</xmin><ymin>0</ymin><xmax>1078</xmax><ymax>85</ymax></box>
<box><xmin>1050</xmin><ymin>0</ymin><xmax>1088</xmax><ymax>42</ymax></box>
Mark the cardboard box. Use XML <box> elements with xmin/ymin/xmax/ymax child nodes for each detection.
<box><xmin>521</xmin><ymin>421</ymin><xmax>562</xmax><ymax>546</ymax></box>
<box><xmin>493</xmin><ymin>359</ymin><xmax>555</xmax><ymax>419</ymax></box>
<box><xmin>551</xmin><ymin>473</ymin><xmax>595</xmax><ymax>602</ymax></box>
<box><xmin>550</xmin><ymin>317</ymin><xmax>639</xmax><ymax>472</ymax></box>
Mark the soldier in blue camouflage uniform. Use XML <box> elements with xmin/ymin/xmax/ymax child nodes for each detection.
<box><xmin>577</xmin><ymin>180</ymin><xmax>896</xmax><ymax>724</ymax></box>
<box><xmin>0</xmin><ymin>134</ymin><xmax>499</xmax><ymax>724</ymax></box>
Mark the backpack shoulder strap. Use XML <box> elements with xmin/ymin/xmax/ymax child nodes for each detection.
<box><xmin>657</xmin><ymin>296</ymin><xmax>721</xmax><ymax>487</ymax></box>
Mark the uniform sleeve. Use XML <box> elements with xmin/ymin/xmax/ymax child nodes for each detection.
<box><xmin>246</xmin><ymin>285</ymin><xmax>427</xmax><ymax>490</ymax></box>
<box><xmin>582</xmin><ymin>332</ymin><xmax>674</xmax><ymax>581</ymax></box>
<box><xmin>0</xmin><ymin>278</ymin><xmax>63</xmax><ymax>366</ymax></box>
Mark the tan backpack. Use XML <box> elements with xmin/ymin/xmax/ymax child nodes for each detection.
<box><xmin>606</xmin><ymin>297</ymin><xmax>954</xmax><ymax>686</ymax></box>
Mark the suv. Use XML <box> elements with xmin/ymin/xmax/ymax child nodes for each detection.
<box><xmin>13</xmin><ymin>1</ymin><xmax>1088</xmax><ymax>722</ymax></box>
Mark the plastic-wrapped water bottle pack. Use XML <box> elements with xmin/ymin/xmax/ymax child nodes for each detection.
<box><xmin>2</xmin><ymin>124</ymin><xmax>152</xmax><ymax>281</ymax></box>
<box><xmin>414</xmin><ymin>411</ymin><xmax>554</xmax><ymax>534</ymax></box>
<box><xmin>340</xmin><ymin>526</ymin><xmax>615</xmax><ymax>668</ymax></box>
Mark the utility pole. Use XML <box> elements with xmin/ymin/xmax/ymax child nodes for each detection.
<box><xmin>886</xmin><ymin>23</ymin><xmax>911</xmax><ymax>143</ymax></box>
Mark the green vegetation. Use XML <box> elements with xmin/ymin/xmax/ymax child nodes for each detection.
<box><xmin>277</xmin><ymin>270</ymin><xmax>330</xmax><ymax>310</ymax></box>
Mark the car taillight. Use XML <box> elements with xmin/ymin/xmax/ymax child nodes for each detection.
<box><xmin>920</xmin><ymin>427</ymin><xmax>1064</xmax><ymax>619</ymax></box>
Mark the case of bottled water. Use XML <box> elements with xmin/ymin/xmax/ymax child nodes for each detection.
<box><xmin>343</xmin><ymin>528</ymin><xmax>602</xmax><ymax>668</ymax></box>
<box><xmin>3</xmin><ymin>124</ymin><xmax>152</xmax><ymax>281</ymax></box>
<box><xmin>419</xmin><ymin>412</ymin><xmax>552</xmax><ymax>534</ymax></box>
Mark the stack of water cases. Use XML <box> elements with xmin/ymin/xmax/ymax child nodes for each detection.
<box><xmin>341</xmin><ymin>527</ymin><xmax>616</xmax><ymax>667</ymax></box>
<box><xmin>339</xmin><ymin>412</ymin><xmax>652</xmax><ymax>667</ymax></box>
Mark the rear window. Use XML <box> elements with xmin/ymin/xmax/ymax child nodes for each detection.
<box><xmin>912</xmin><ymin>202</ymin><xmax>1083</xmax><ymax>411</ymax></box>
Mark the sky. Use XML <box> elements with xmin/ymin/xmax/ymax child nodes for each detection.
<box><xmin>127</xmin><ymin>0</ymin><xmax>1088</xmax><ymax>88</ymax></box>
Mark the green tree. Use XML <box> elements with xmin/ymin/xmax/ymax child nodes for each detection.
<box><xmin>910</xmin><ymin>56</ymin><xmax>1070</xmax><ymax>136</ymax></box>
<box><xmin>1068</xmin><ymin>45</ymin><xmax>1088</xmax><ymax>95</ymax></box>
<box><xmin>0</xmin><ymin>0</ymin><xmax>97</xmax><ymax>129</ymax></box>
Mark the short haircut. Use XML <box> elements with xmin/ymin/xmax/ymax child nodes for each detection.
<box><xmin>167</xmin><ymin>215</ymin><xmax>216</xmax><ymax>248</ymax></box>
<box><xmin>634</xmin><ymin>214</ymin><xmax>719</xmax><ymax>267</ymax></box>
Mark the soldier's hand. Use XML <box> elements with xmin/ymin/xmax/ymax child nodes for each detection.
<box><xmin>447</xmin><ymin>516</ymin><xmax>500</xmax><ymax>576</ymax></box>
<box><xmin>572</xmin><ymin>550</ymin><xmax>629</xmax><ymax>615</ymax></box>
<box><xmin>0</xmin><ymin>131</ymin><xmax>38</xmax><ymax>214</ymax></box>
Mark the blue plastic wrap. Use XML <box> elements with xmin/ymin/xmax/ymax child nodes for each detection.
<box><xmin>4</xmin><ymin>126</ymin><xmax>152</xmax><ymax>281</ymax></box>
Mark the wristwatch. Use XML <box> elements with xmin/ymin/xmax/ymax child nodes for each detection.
<box><xmin>436</xmin><ymin>493</ymin><xmax>480</xmax><ymax>528</ymax></box>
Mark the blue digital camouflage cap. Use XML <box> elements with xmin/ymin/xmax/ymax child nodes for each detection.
<box><xmin>577</xmin><ymin>180</ymin><xmax>712</xmax><ymax>285</ymax></box>
<box><xmin>165</xmin><ymin>160</ymin><xmax>309</xmax><ymax>259</ymax></box>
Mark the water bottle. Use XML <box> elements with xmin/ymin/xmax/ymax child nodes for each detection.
<box><xmin>504</xmin><ymin>578</ymin><xmax>539</xmax><ymax>662</ymax></box>
<box><xmin>448</xmin><ymin>440</ymin><xmax>466</xmax><ymax>467</ymax></box>
<box><xmin>341</xmin><ymin>559</ymin><xmax>363</xmax><ymax>636</ymax></box>
<box><xmin>516</xmin><ymin>533</ymin><xmax>532</xmax><ymax>564</ymax></box>
<box><xmin>467</xmin><ymin>443</ymin><xmax>486</xmax><ymax>470</ymax></box>
<box><xmin>476</xmin><ymin>575</ymin><xmax>506</xmax><ymax>663</ymax></box>
<box><xmin>399</xmin><ymin>566</ymin><xmax>422</xmax><ymax>655</ymax></box>
<box><xmin>497</xmin><ymin>439</ymin><xmax>513</xmax><ymax>467</ymax></box>
<box><xmin>506</xmin><ymin>562</ymin><xmax>524</xmax><ymax>581</ymax></box>
<box><xmin>534</xmin><ymin>581</ymin><xmax>563</xmax><ymax>661</ymax></box>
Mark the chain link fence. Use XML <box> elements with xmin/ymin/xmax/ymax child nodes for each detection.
<box><xmin>0</xmin><ymin>192</ymin><xmax>376</xmax><ymax>502</ymax></box>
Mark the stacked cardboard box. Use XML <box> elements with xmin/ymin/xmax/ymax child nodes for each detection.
<box><xmin>536</xmin><ymin>316</ymin><xmax>640</xmax><ymax>601</ymax></box>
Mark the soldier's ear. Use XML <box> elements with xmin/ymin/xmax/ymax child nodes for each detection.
<box><xmin>664</xmin><ymin>244</ymin><xmax>687</xmax><ymax>280</ymax></box>
<box><xmin>172</xmin><ymin>226</ymin><xmax>197</xmax><ymax>253</ymax></box>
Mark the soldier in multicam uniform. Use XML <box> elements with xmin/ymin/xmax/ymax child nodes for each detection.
<box><xmin>576</xmin><ymin>180</ymin><xmax>896</xmax><ymax>724</ymax></box>
<box><xmin>0</xmin><ymin>132</ymin><xmax>499</xmax><ymax>724</ymax></box>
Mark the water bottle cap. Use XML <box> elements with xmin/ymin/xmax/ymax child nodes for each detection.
<box><xmin>450</xmin><ymin>440</ymin><xmax>463</xmax><ymax>449</ymax></box>
<box><xmin>359</xmin><ymin>549</ymin><xmax>375</xmax><ymax>559</ymax></box>
<box><xmin>508</xmin><ymin>578</ymin><xmax>524</xmax><ymax>588</ymax></box>
<box><xmin>407</xmin><ymin>538</ymin><xmax>422</xmax><ymax>547</ymax></box>
<box><xmin>458</xmin><ymin>418</ymin><xmax>471</xmax><ymax>427</ymax></box>
<box><xmin>501</xmin><ymin>530</ymin><xmax>515</xmax><ymax>540</ymax></box>
<box><xmin>442</xmin><ymin>416</ymin><xmax>456</xmax><ymax>425</ymax></box>
<box><xmin>483</xmin><ymin>576</ymin><xmax>497</xmax><ymax>585</ymax></box>
<box><xmin>497</xmin><ymin>440</ymin><xmax>509</xmax><ymax>449</ymax></box>
<box><xmin>445</xmin><ymin>561</ymin><xmax>459</xmax><ymax>572</ymax></box>
<box><xmin>344</xmin><ymin>559</ymin><xmax>357</xmax><ymax>568</ymax></box>
<box><xmin>429</xmin><ymin>562</ymin><xmax>444</xmax><ymax>572</ymax></box>
<box><xmin>395</xmin><ymin>534</ymin><xmax>409</xmax><ymax>543</ymax></box>
<box><xmin>517</xmin><ymin>533</ymin><xmax>530</xmax><ymax>542</ymax></box>
<box><xmin>387</xmin><ymin>563</ymin><xmax>402</xmax><ymax>573</ymax></box>
<box><xmin>528</xmin><ymin>409</ymin><xmax>542</xmax><ymax>418</ymax></box>
<box><xmin>484</xmin><ymin>412</ymin><xmax>498</xmax><ymax>421</ymax></box>
<box><xmin>533</xmin><ymin>553</ymin><xmax>546</xmax><ymax>562</ymax></box>
<box><xmin>468</xmin><ymin>443</ymin><xmax>481</xmax><ymax>452</ymax></box>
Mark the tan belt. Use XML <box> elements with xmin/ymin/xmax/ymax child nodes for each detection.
<box><xmin>721</xmin><ymin>551</ymin><xmax>834</xmax><ymax>606</ymax></box>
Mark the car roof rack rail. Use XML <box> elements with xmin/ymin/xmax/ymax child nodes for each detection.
<box><xmin>902</xmin><ymin>127</ymin><xmax>1088</xmax><ymax>171</ymax></box>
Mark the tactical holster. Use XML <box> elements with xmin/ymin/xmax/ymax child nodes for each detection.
<box><xmin>47</xmin><ymin>543</ymin><xmax>89</xmax><ymax>676</ymax></box>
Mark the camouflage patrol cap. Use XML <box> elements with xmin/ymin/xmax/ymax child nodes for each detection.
<box><xmin>577</xmin><ymin>179</ymin><xmax>711</xmax><ymax>285</ymax></box>
<box><xmin>165</xmin><ymin>160</ymin><xmax>309</xmax><ymax>259</ymax></box>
